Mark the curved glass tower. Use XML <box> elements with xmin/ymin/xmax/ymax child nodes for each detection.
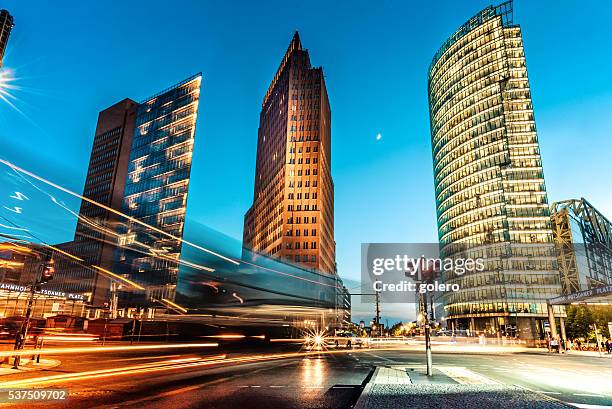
<box><xmin>428</xmin><ymin>1</ymin><xmax>562</xmax><ymax>340</ymax></box>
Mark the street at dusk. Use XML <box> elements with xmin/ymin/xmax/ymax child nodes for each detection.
<box><xmin>1</xmin><ymin>0</ymin><xmax>612</xmax><ymax>408</ymax></box>
<box><xmin>1</xmin><ymin>340</ymin><xmax>612</xmax><ymax>408</ymax></box>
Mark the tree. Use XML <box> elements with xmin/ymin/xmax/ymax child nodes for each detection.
<box><xmin>565</xmin><ymin>305</ymin><xmax>612</xmax><ymax>340</ymax></box>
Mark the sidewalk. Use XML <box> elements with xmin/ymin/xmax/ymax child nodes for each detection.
<box><xmin>0</xmin><ymin>357</ymin><xmax>61</xmax><ymax>375</ymax></box>
<box><xmin>354</xmin><ymin>365</ymin><xmax>573</xmax><ymax>409</ymax></box>
<box><xmin>527</xmin><ymin>348</ymin><xmax>612</xmax><ymax>358</ymax></box>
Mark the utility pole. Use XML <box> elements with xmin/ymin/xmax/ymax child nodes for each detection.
<box><xmin>375</xmin><ymin>291</ymin><xmax>381</xmax><ymax>337</ymax></box>
<box><xmin>415</xmin><ymin>256</ymin><xmax>434</xmax><ymax>377</ymax></box>
<box><xmin>420</xmin><ymin>291</ymin><xmax>433</xmax><ymax>376</ymax></box>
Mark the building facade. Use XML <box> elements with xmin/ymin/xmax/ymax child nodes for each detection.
<box><xmin>243</xmin><ymin>32</ymin><xmax>336</xmax><ymax>275</ymax></box>
<box><xmin>115</xmin><ymin>74</ymin><xmax>202</xmax><ymax>303</ymax></box>
<box><xmin>0</xmin><ymin>242</ymin><xmax>43</xmax><ymax>287</ymax></box>
<box><xmin>52</xmin><ymin>99</ymin><xmax>138</xmax><ymax>305</ymax></box>
<box><xmin>52</xmin><ymin>75</ymin><xmax>202</xmax><ymax>307</ymax></box>
<box><xmin>0</xmin><ymin>9</ymin><xmax>13</xmax><ymax>68</ymax></box>
<box><xmin>428</xmin><ymin>1</ymin><xmax>562</xmax><ymax>340</ymax></box>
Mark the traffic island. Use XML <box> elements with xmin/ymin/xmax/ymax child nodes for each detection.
<box><xmin>354</xmin><ymin>366</ymin><xmax>573</xmax><ymax>409</ymax></box>
<box><xmin>0</xmin><ymin>357</ymin><xmax>61</xmax><ymax>375</ymax></box>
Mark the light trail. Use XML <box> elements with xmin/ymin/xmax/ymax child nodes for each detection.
<box><xmin>92</xmin><ymin>266</ymin><xmax>145</xmax><ymax>290</ymax></box>
<box><xmin>2</xmin><ymin>347</ymin><xmax>409</xmax><ymax>388</ymax></box>
<box><xmin>48</xmin><ymin>184</ymin><xmax>215</xmax><ymax>273</ymax></box>
<box><xmin>0</xmin><ymin>158</ymin><xmax>238</xmax><ymax>266</ymax></box>
<box><xmin>237</xmin><ymin>258</ymin><xmax>341</xmax><ymax>289</ymax></box>
<box><xmin>0</xmin><ymin>356</ymin><xmax>224</xmax><ymax>388</ymax></box>
<box><xmin>39</xmin><ymin>334</ymin><xmax>98</xmax><ymax>342</ymax></box>
<box><xmin>0</xmin><ymin>342</ymin><xmax>218</xmax><ymax>358</ymax></box>
<box><xmin>201</xmin><ymin>334</ymin><xmax>246</xmax><ymax>339</ymax></box>
<box><xmin>2</xmin><ymin>160</ymin><xmax>346</xmax><ymax>295</ymax></box>
<box><xmin>43</xmin><ymin>243</ymin><xmax>84</xmax><ymax>261</ymax></box>
<box><xmin>231</xmin><ymin>292</ymin><xmax>244</xmax><ymax>304</ymax></box>
<box><xmin>0</xmin><ymin>242</ymin><xmax>32</xmax><ymax>252</ymax></box>
<box><xmin>160</xmin><ymin>297</ymin><xmax>188</xmax><ymax>313</ymax></box>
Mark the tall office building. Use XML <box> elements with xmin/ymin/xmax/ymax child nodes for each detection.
<box><xmin>116</xmin><ymin>74</ymin><xmax>202</xmax><ymax>302</ymax></box>
<box><xmin>0</xmin><ymin>9</ymin><xmax>14</xmax><ymax>67</ymax></box>
<box><xmin>53</xmin><ymin>75</ymin><xmax>202</xmax><ymax>306</ymax></box>
<box><xmin>243</xmin><ymin>32</ymin><xmax>336</xmax><ymax>274</ymax></box>
<box><xmin>428</xmin><ymin>1</ymin><xmax>562</xmax><ymax>340</ymax></box>
<box><xmin>53</xmin><ymin>99</ymin><xmax>138</xmax><ymax>305</ymax></box>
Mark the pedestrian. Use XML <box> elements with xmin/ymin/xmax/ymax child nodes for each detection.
<box><xmin>605</xmin><ymin>339</ymin><xmax>610</xmax><ymax>354</ymax></box>
<box><xmin>560</xmin><ymin>338</ymin><xmax>565</xmax><ymax>354</ymax></box>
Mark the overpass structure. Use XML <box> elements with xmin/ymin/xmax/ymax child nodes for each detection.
<box><xmin>546</xmin><ymin>198</ymin><xmax>612</xmax><ymax>340</ymax></box>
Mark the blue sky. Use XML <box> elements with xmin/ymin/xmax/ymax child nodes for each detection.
<box><xmin>1</xmin><ymin>0</ymin><xmax>612</xmax><ymax>321</ymax></box>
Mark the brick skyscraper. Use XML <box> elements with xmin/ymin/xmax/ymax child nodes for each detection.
<box><xmin>243</xmin><ymin>32</ymin><xmax>336</xmax><ymax>274</ymax></box>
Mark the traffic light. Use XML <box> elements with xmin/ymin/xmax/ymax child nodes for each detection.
<box><xmin>40</xmin><ymin>264</ymin><xmax>55</xmax><ymax>284</ymax></box>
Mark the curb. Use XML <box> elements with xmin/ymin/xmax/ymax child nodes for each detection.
<box><xmin>353</xmin><ymin>367</ymin><xmax>379</xmax><ymax>409</ymax></box>
<box><xmin>0</xmin><ymin>358</ymin><xmax>61</xmax><ymax>375</ymax></box>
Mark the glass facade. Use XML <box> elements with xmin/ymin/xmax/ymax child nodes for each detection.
<box><xmin>428</xmin><ymin>1</ymin><xmax>562</xmax><ymax>337</ymax></box>
<box><xmin>116</xmin><ymin>74</ymin><xmax>202</xmax><ymax>302</ymax></box>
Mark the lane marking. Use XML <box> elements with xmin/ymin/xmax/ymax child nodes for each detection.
<box><xmin>101</xmin><ymin>355</ymin><xmax>181</xmax><ymax>363</ymax></box>
<box><xmin>574</xmin><ymin>393</ymin><xmax>605</xmax><ymax>397</ymax></box>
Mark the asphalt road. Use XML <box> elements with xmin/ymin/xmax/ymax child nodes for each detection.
<box><xmin>2</xmin><ymin>343</ymin><xmax>611</xmax><ymax>409</ymax></box>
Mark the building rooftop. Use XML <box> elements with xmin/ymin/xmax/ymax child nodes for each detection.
<box><xmin>429</xmin><ymin>1</ymin><xmax>514</xmax><ymax>76</ymax></box>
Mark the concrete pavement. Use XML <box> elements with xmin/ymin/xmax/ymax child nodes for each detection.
<box><xmin>354</xmin><ymin>365</ymin><xmax>572</xmax><ymax>409</ymax></box>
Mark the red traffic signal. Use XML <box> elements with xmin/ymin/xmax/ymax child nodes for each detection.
<box><xmin>40</xmin><ymin>264</ymin><xmax>55</xmax><ymax>283</ymax></box>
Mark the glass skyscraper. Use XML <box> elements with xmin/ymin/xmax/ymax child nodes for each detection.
<box><xmin>51</xmin><ymin>75</ymin><xmax>202</xmax><ymax>309</ymax></box>
<box><xmin>117</xmin><ymin>74</ymin><xmax>202</xmax><ymax>303</ymax></box>
<box><xmin>428</xmin><ymin>1</ymin><xmax>562</xmax><ymax>340</ymax></box>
